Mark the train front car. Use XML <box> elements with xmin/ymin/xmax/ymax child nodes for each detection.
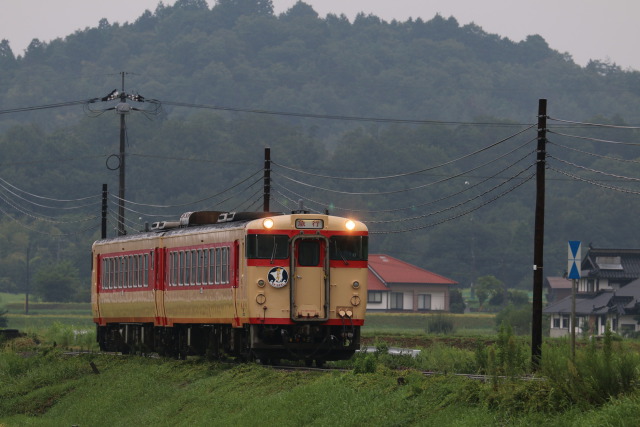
<box><xmin>245</xmin><ymin>213</ymin><xmax>368</xmax><ymax>366</ymax></box>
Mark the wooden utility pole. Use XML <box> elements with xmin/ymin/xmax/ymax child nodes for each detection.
<box><xmin>101</xmin><ymin>184</ymin><xmax>108</xmax><ymax>239</ymax></box>
<box><xmin>264</xmin><ymin>147</ymin><xmax>271</xmax><ymax>212</ymax></box>
<box><xmin>531</xmin><ymin>99</ymin><xmax>547</xmax><ymax>368</ymax></box>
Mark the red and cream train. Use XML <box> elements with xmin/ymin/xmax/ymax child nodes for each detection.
<box><xmin>91</xmin><ymin>211</ymin><xmax>368</xmax><ymax>365</ymax></box>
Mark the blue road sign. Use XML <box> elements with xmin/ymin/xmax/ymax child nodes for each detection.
<box><xmin>568</xmin><ymin>241</ymin><xmax>581</xmax><ymax>279</ymax></box>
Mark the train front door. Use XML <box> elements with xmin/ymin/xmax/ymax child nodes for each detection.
<box><xmin>290</xmin><ymin>236</ymin><xmax>329</xmax><ymax>321</ymax></box>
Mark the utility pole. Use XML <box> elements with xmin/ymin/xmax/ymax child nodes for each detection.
<box><xmin>101</xmin><ymin>184</ymin><xmax>108</xmax><ymax>239</ymax></box>
<box><xmin>531</xmin><ymin>99</ymin><xmax>547</xmax><ymax>368</ymax></box>
<box><xmin>117</xmin><ymin>73</ymin><xmax>128</xmax><ymax>236</ymax></box>
<box><xmin>93</xmin><ymin>72</ymin><xmax>147</xmax><ymax>236</ymax></box>
<box><xmin>264</xmin><ymin>147</ymin><xmax>271</xmax><ymax>212</ymax></box>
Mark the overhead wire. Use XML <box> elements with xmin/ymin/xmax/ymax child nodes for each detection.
<box><xmin>548</xmin><ymin>167</ymin><xmax>640</xmax><ymax>196</ymax></box>
<box><xmin>158</xmin><ymin>100</ymin><xmax>534</xmax><ymax>127</ymax></box>
<box><xmin>548</xmin><ymin>155</ymin><xmax>640</xmax><ymax>182</ymax></box>
<box><xmin>272</xmin><ymin>138</ymin><xmax>537</xmax><ymax>196</ymax></box>
<box><xmin>273</xmin><ymin>142</ymin><xmax>537</xmax><ymax>214</ymax></box>
<box><xmin>366</xmin><ymin>162</ymin><xmax>538</xmax><ymax>224</ymax></box>
<box><xmin>548</xmin><ymin>117</ymin><xmax>640</xmax><ymax>130</ymax></box>
<box><xmin>108</xmin><ymin>168</ymin><xmax>263</xmax><ymax>208</ymax></box>
<box><xmin>0</xmin><ymin>176</ymin><xmax>100</xmax><ymax>204</ymax></box>
<box><xmin>548</xmin><ymin>140</ymin><xmax>640</xmax><ymax>164</ymax></box>
<box><xmin>0</xmin><ymin>99</ymin><xmax>92</xmax><ymax>115</ymax></box>
<box><xmin>369</xmin><ymin>173</ymin><xmax>535</xmax><ymax>234</ymax></box>
<box><xmin>271</xmin><ymin>125</ymin><xmax>536</xmax><ymax>181</ymax></box>
<box><xmin>548</xmin><ymin>130</ymin><xmax>640</xmax><ymax>147</ymax></box>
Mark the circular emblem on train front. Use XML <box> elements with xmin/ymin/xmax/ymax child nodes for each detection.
<box><xmin>267</xmin><ymin>266</ymin><xmax>289</xmax><ymax>288</ymax></box>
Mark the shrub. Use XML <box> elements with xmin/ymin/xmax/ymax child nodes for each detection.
<box><xmin>426</xmin><ymin>314</ymin><xmax>456</xmax><ymax>335</ymax></box>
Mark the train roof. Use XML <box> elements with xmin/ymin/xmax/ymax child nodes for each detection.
<box><xmin>93</xmin><ymin>210</ymin><xmax>368</xmax><ymax>247</ymax></box>
<box><xmin>93</xmin><ymin>211</ymin><xmax>283</xmax><ymax>246</ymax></box>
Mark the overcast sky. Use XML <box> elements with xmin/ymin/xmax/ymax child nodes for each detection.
<box><xmin>2</xmin><ymin>0</ymin><xmax>639</xmax><ymax>70</ymax></box>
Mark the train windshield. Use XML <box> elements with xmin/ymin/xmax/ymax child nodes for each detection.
<box><xmin>246</xmin><ymin>234</ymin><xmax>289</xmax><ymax>259</ymax></box>
<box><xmin>329</xmin><ymin>236</ymin><xmax>368</xmax><ymax>261</ymax></box>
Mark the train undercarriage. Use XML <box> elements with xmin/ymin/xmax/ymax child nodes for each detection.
<box><xmin>96</xmin><ymin>322</ymin><xmax>360</xmax><ymax>366</ymax></box>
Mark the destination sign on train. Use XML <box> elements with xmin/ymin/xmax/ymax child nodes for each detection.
<box><xmin>295</xmin><ymin>219</ymin><xmax>324</xmax><ymax>229</ymax></box>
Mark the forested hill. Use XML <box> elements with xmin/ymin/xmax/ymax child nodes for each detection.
<box><xmin>1</xmin><ymin>0</ymin><xmax>639</xmax><ymax>129</ymax></box>
<box><xmin>2</xmin><ymin>0</ymin><xmax>640</xmax><ymax>302</ymax></box>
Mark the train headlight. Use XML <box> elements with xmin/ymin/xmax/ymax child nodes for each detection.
<box><xmin>257</xmin><ymin>279</ymin><xmax>265</xmax><ymax>287</ymax></box>
<box><xmin>263</xmin><ymin>218</ymin><xmax>274</xmax><ymax>229</ymax></box>
<box><xmin>345</xmin><ymin>219</ymin><xmax>355</xmax><ymax>231</ymax></box>
<box><xmin>352</xmin><ymin>280</ymin><xmax>360</xmax><ymax>289</ymax></box>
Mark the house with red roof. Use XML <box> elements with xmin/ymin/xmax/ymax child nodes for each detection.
<box><xmin>367</xmin><ymin>254</ymin><xmax>457</xmax><ymax>312</ymax></box>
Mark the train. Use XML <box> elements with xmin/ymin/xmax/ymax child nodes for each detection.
<box><xmin>91</xmin><ymin>210</ymin><xmax>368</xmax><ymax>366</ymax></box>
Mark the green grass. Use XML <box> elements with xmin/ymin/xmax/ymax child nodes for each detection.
<box><xmin>363</xmin><ymin>312</ymin><xmax>496</xmax><ymax>335</ymax></box>
<box><xmin>0</xmin><ymin>349</ymin><xmax>638</xmax><ymax>426</ymax></box>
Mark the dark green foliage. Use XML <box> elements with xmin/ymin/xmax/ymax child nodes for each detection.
<box><xmin>2</xmin><ymin>2</ymin><xmax>640</xmax><ymax>302</ymax></box>
<box><xmin>426</xmin><ymin>313</ymin><xmax>456</xmax><ymax>335</ymax></box>
<box><xmin>494</xmin><ymin>304</ymin><xmax>532</xmax><ymax>335</ymax></box>
<box><xmin>33</xmin><ymin>261</ymin><xmax>83</xmax><ymax>303</ymax></box>
<box><xmin>449</xmin><ymin>289</ymin><xmax>466</xmax><ymax>313</ymax></box>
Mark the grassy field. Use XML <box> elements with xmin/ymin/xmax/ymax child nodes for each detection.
<box><xmin>2</xmin><ymin>293</ymin><xmax>640</xmax><ymax>425</ymax></box>
<box><xmin>1</xmin><ymin>347</ymin><xmax>639</xmax><ymax>426</ymax></box>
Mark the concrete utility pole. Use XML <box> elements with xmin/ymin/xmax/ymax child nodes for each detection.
<box><xmin>94</xmin><ymin>72</ymin><xmax>147</xmax><ymax>236</ymax></box>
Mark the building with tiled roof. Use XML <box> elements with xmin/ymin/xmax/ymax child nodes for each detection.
<box><xmin>544</xmin><ymin>246</ymin><xmax>640</xmax><ymax>337</ymax></box>
<box><xmin>367</xmin><ymin>254</ymin><xmax>457</xmax><ymax>312</ymax></box>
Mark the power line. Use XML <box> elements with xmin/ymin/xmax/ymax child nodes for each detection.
<box><xmin>159</xmin><ymin>100</ymin><xmax>534</xmax><ymax>127</ymax></box>
<box><xmin>548</xmin><ymin>117</ymin><xmax>640</xmax><ymax>130</ymax></box>
<box><xmin>368</xmin><ymin>173</ymin><xmax>535</xmax><ymax>234</ymax></box>
<box><xmin>272</xmin><ymin>125</ymin><xmax>536</xmax><ymax>181</ymax></box>
<box><xmin>548</xmin><ymin>141</ymin><xmax>640</xmax><ymax>164</ymax></box>
<box><xmin>548</xmin><ymin>130</ymin><xmax>640</xmax><ymax>146</ymax></box>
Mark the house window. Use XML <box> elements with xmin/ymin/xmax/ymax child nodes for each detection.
<box><xmin>390</xmin><ymin>292</ymin><xmax>403</xmax><ymax>310</ymax></box>
<box><xmin>553</xmin><ymin>317</ymin><xmax>560</xmax><ymax>328</ymax></box>
<box><xmin>368</xmin><ymin>291</ymin><xmax>383</xmax><ymax>303</ymax></box>
<box><xmin>418</xmin><ymin>294</ymin><xmax>431</xmax><ymax>310</ymax></box>
<box><xmin>562</xmin><ymin>316</ymin><xmax>570</xmax><ymax>329</ymax></box>
<box><xmin>587</xmin><ymin>279</ymin><xmax>595</xmax><ymax>292</ymax></box>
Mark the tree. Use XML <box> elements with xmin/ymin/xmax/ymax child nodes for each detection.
<box><xmin>475</xmin><ymin>275</ymin><xmax>503</xmax><ymax>309</ymax></box>
<box><xmin>449</xmin><ymin>289</ymin><xmax>466</xmax><ymax>313</ymax></box>
<box><xmin>34</xmin><ymin>261</ymin><xmax>81</xmax><ymax>302</ymax></box>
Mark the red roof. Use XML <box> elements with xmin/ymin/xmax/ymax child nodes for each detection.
<box><xmin>368</xmin><ymin>254</ymin><xmax>457</xmax><ymax>289</ymax></box>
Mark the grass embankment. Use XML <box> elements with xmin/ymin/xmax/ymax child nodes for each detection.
<box><xmin>1</xmin><ymin>342</ymin><xmax>639</xmax><ymax>427</ymax></box>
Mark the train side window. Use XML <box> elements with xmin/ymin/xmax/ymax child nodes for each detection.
<box><xmin>179</xmin><ymin>251</ymin><xmax>185</xmax><ymax>286</ymax></box>
<box><xmin>208</xmin><ymin>248</ymin><xmax>215</xmax><ymax>284</ymax></box>
<box><xmin>215</xmin><ymin>248</ymin><xmax>222</xmax><ymax>284</ymax></box>
<box><xmin>185</xmin><ymin>251</ymin><xmax>191</xmax><ymax>285</ymax></box>
<box><xmin>125</xmin><ymin>256</ymin><xmax>131</xmax><ymax>288</ymax></box>
<box><xmin>191</xmin><ymin>250</ymin><xmax>198</xmax><ymax>286</ymax></box>
<box><xmin>113</xmin><ymin>258</ymin><xmax>118</xmax><ymax>288</ymax></box>
<box><xmin>221</xmin><ymin>247</ymin><xmax>229</xmax><ymax>284</ymax></box>
<box><xmin>133</xmin><ymin>255</ymin><xmax>139</xmax><ymax>288</ymax></box>
<box><xmin>143</xmin><ymin>253</ymin><xmax>149</xmax><ymax>287</ymax></box>
<box><xmin>169</xmin><ymin>252</ymin><xmax>176</xmax><ymax>286</ymax></box>
<box><xmin>202</xmin><ymin>250</ymin><xmax>208</xmax><ymax>285</ymax></box>
<box><xmin>102</xmin><ymin>258</ymin><xmax>107</xmax><ymax>290</ymax></box>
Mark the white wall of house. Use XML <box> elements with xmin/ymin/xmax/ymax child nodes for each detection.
<box><xmin>430</xmin><ymin>292</ymin><xmax>446</xmax><ymax>310</ymax></box>
<box><xmin>365</xmin><ymin>291</ymin><xmax>388</xmax><ymax>311</ymax></box>
<box><xmin>548</xmin><ymin>314</ymin><xmax>586</xmax><ymax>338</ymax></box>
<box><xmin>403</xmin><ymin>292</ymin><xmax>413</xmax><ymax>310</ymax></box>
